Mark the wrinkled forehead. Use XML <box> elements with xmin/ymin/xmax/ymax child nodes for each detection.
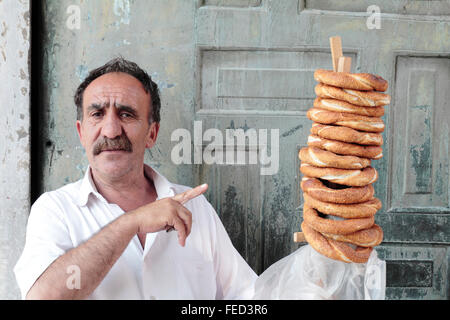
<box><xmin>83</xmin><ymin>72</ymin><xmax>150</xmax><ymax>109</ymax></box>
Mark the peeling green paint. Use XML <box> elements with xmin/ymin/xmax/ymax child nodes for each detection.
<box><xmin>409</xmin><ymin>139</ymin><xmax>431</xmax><ymax>193</ymax></box>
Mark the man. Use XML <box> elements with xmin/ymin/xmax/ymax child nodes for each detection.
<box><xmin>14</xmin><ymin>57</ymin><xmax>257</xmax><ymax>299</ymax></box>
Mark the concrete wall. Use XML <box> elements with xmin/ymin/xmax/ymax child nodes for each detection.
<box><xmin>0</xmin><ymin>0</ymin><xmax>31</xmax><ymax>300</ymax></box>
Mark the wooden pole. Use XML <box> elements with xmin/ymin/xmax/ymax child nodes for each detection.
<box><xmin>338</xmin><ymin>56</ymin><xmax>352</xmax><ymax>73</ymax></box>
<box><xmin>329</xmin><ymin>36</ymin><xmax>343</xmax><ymax>72</ymax></box>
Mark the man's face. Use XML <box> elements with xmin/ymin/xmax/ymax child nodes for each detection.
<box><xmin>76</xmin><ymin>72</ymin><xmax>159</xmax><ymax>179</ymax></box>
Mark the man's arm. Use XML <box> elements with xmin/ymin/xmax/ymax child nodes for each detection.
<box><xmin>26</xmin><ymin>184</ymin><xmax>208</xmax><ymax>300</ymax></box>
<box><xmin>26</xmin><ymin>211</ymin><xmax>136</xmax><ymax>299</ymax></box>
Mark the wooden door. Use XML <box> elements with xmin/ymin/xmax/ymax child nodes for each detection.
<box><xmin>194</xmin><ymin>0</ymin><xmax>450</xmax><ymax>299</ymax></box>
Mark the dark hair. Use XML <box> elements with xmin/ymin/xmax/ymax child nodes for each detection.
<box><xmin>74</xmin><ymin>57</ymin><xmax>161</xmax><ymax>123</ymax></box>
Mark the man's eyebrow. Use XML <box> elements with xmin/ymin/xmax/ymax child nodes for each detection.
<box><xmin>115</xmin><ymin>104</ymin><xmax>138</xmax><ymax>115</ymax></box>
<box><xmin>86</xmin><ymin>103</ymin><xmax>137</xmax><ymax>115</ymax></box>
<box><xmin>86</xmin><ymin>103</ymin><xmax>106</xmax><ymax>113</ymax></box>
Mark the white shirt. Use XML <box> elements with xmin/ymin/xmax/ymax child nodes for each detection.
<box><xmin>14</xmin><ymin>165</ymin><xmax>257</xmax><ymax>300</ymax></box>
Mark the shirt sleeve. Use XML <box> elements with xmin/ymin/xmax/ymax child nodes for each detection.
<box><xmin>13</xmin><ymin>192</ymin><xmax>74</xmax><ymax>299</ymax></box>
<box><xmin>207</xmin><ymin>202</ymin><xmax>258</xmax><ymax>300</ymax></box>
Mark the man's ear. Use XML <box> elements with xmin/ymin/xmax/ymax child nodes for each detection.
<box><xmin>76</xmin><ymin>120</ymin><xmax>85</xmax><ymax>147</ymax></box>
<box><xmin>145</xmin><ymin>122</ymin><xmax>160</xmax><ymax>149</ymax></box>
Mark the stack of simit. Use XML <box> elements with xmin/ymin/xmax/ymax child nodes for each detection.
<box><xmin>298</xmin><ymin>68</ymin><xmax>391</xmax><ymax>263</ymax></box>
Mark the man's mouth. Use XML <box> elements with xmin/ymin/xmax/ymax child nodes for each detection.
<box><xmin>101</xmin><ymin>149</ymin><xmax>127</xmax><ymax>153</ymax></box>
<box><xmin>92</xmin><ymin>134</ymin><xmax>133</xmax><ymax>156</ymax></box>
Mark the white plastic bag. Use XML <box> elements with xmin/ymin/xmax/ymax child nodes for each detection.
<box><xmin>252</xmin><ymin>244</ymin><xmax>385</xmax><ymax>300</ymax></box>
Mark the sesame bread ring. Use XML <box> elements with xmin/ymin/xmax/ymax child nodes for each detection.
<box><xmin>315</xmin><ymin>83</ymin><xmax>390</xmax><ymax>107</ymax></box>
<box><xmin>307</xmin><ymin>108</ymin><xmax>385</xmax><ymax>133</ymax></box>
<box><xmin>301</xmin><ymin>222</ymin><xmax>373</xmax><ymax>263</ymax></box>
<box><xmin>314</xmin><ymin>98</ymin><xmax>385</xmax><ymax>117</ymax></box>
<box><xmin>314</xmin><ymin>69</ymin><xmax>388</xmax><ymax>91</ymax></box>
<box><xmin>303</xmin><ymin>193</ymin><xmax>381</xmax><ymax>219</ymax></box>
<box><xmin>322</xmin><ymin>224</ymin><xmax>383</xmax><ymax>247</ymax></box>
<box><xmin>299</xmin><ymin>146</ymin><xmax>371</xmax><ymax>169</ymax></box>
<box><xmin>327</xmin><ymin>236</ymin><xmax>373</xmax><ymax>263</ymax></box>
<box><xmin>311</xmin><ymin>123</ymin><xmax>383</xmax><ymax>146</ymax></box>
<box><xmin>301</xmin><ymin>177</ymin><xmax>375</xmax><ymax>204</ymax></box>
<box><xmin>301</xmin><ymin>222</ymin><xmax>342</xmax><ymax>261</ymax></box>
<box><xmin>300</xmin><ymin>163</ymin><xmax>378</xmax><ymax>187</ymax></box>
<box><xmin>308</xmin><ymin>134</ymin><xmax>383</xmax><ymax>159</ymax></box>
<box><xmin>302</xmin><ymin>205</ymin><xmax>375</xmax><ymax>235</ymax></box>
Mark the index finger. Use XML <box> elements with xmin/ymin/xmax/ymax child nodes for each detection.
<box><xmin>172</xmin><ymin>183</ymin><xmax>208</xmax><ymax>205</ymax></box>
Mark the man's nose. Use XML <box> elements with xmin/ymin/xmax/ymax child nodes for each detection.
<box><xmin>101</xmin><ymin>112</ymin><xmax>123</xmax><ymax>139</ymax></box>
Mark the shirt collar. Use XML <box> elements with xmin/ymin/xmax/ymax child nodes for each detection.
<box><xmin>76</xmin><ymin>164</ymin><xmax>176</xmax><ymax>207</ymax></box>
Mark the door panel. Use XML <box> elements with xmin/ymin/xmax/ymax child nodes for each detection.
<box><xmin>377</xmin><ymin>245</ymin><xmax>448</xmax><ymax>299</ymax></box>
<box><xmin>305</xmin><ymin>0</ymin><xmax>450</xmax><ymax>16</ymax></box>
<box><xmin>390</xmin><ymin>57</ymin><xmax>449</xmax><ymax>211</ymax></box>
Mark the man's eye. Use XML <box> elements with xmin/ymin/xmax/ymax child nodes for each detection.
<box><xmin>92</xmin><ymin>112</ymin><xmax>103</xmax><ymax>117</ymax></box>
<box><xmin>120</xmin><ymin>113</ymin><xmax>133</xmax><ymax>118</ymax></box>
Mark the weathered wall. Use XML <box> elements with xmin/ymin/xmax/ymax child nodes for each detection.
<box><xmin>0</xmin><ymin>0</ymin><xmax>31</xmax><ymax>300</ymax></box>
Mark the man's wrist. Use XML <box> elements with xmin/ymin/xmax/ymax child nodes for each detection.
<box><xmin>118</xmin><ymin>210</ymin><xmax>140</xmax><ymax>238</ymax></box>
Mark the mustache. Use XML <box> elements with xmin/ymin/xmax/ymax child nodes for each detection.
<box><xmin>92</xmin><ymin>134</ymin><xmax>133</xmax><ymax>156</ymax></box>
